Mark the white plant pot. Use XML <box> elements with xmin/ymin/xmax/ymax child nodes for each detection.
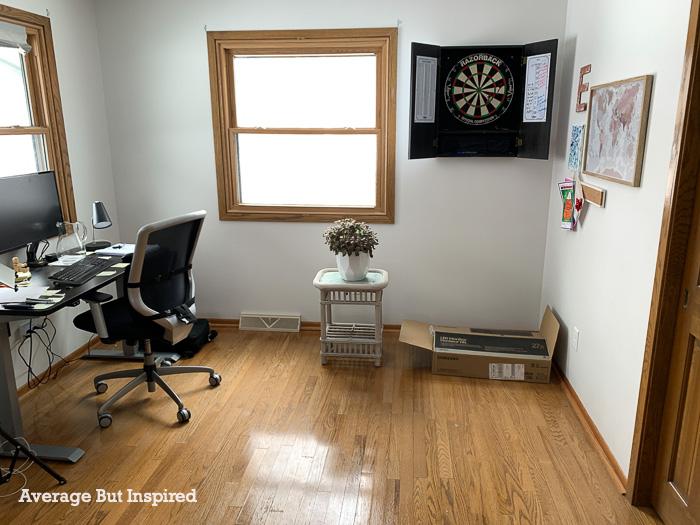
<box><xmin>336</xmin><ymin>252</ymin><xmax>370</xmax><ymax>281</ymax></box>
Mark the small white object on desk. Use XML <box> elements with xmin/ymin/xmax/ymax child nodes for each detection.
<box><xmin>0</xmin><ymin>284</ymin><xmax>65</xmax><ymax>309</ymax></box>
<box><xmin>33</xmin><ymin>303</ymin><xmax>52</xmax><ymax>310</ymax></box>
<box><xmin>0</xmin><ymin>264</ymin><xmax>16</xmax><ymax>288</ymax></box>
<box><xmin>95</xmin><ymin>243</ymin><xmax>135</xmax><ymax>256</ymax></box>
<box><xmin>0</xmin><ymin>285</ymin><xmax>50</xmax><ymax>305</ymax></box>
<box><xmin>51</xmin><ymin>254</ymin><xmax>86</xmax><ymax>266</ymax></box>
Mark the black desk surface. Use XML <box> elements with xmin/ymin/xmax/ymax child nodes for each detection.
<box><xmin>0</xmin><ymin>255</ymin><xmax>127</xmax><ymax>318</ymax></box>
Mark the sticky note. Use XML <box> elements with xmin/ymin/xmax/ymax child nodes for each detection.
<box><xmin>38</xmin><ymin>296</ymin><xmax>63</xmax><ymax>303</ymax></box>
<box><xmin>96</xmin><ymin>271</ymin><xmax>117</xmax><ymax>277</ymax></box>
<box><xmin>111</xmin><ymin>263</ymin><xmax>130</xmax><ymax>269</ymax></box>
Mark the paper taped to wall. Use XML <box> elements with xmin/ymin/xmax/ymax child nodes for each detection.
<box><xmin>523</xmin><ymin>53</ymin><xmax>551</xmax><ymax>122</ymax></box>
<box><xmin>414</xmin><ymin>55</ymin><xmax>438</xmax><ymax>123</ymax></box>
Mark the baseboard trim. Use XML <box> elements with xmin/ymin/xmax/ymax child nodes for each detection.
<box><xmin>208</xmin><ymin>318</ymin><xmax>238</xmax><ymax>329</ymax></box>
<box><xmin>16</xmin><ymin>338</ymin><xmax>95</xmax><ymax>397</ymax></box>
<box><xmin>553</xmin><ymin>363</ymin><xmax>628</xmax><ymax>494</ymax></box>
<box><xmin>208</xmin><ymin>318</ymin><xmax>401</xmax><ymax>333</ymax></box>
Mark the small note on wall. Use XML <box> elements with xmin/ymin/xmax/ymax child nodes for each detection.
<box><xmin>413</xmin><ymin>56</ymin><xmax>438</xmax><ymax>123</ymax></box>
<box><xmin>523</xmin><ymin>53</ymin><xmax>551</xmax><ymax>123</ymax></box>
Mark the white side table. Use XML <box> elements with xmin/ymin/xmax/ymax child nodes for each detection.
<box><xmin>312</xmin><ymin>268</ymin><xmax>389</xmax><ymax>367</ymax></box>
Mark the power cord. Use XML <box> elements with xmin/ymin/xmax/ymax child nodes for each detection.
<box><xmin>14</xmin><ymin>316</ymin><xmax>78</xmax><ymax>390</ymax></box>
<box><xmin>40</xmin><ymin>317</ymin><xmax>80</xmax><ymax>380</ymax></box>
<box><xmin>15</xmin><ymin>318</ymin><xmax>49</xmax><ymax>389</ymax></box>
<box><xmin>0</xmin><ymin>436</ymin><xmax>33</xmax><ymax>498</ymax></box>
<box><xmin>84</xmin><ymin>332</ymin><xmax>99</xmax><ymax>357</ymax></box>
<box><xmin>38</xmin><ymin>239</ymin><xmax>49</xmax><ymax>261</ymax></box>
<box><xmin>0</xmin><ymin>428</ymin><xmax>66</xmax><ymax>490</ymax></box>
<box><xmin>4</xmin><ymin>317</ymin><xmax>72</xmax><ymax>491</ymax></box>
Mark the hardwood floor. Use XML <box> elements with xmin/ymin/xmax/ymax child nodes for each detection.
<box><xmin>1</xmin><ymin>330</ymin><xmax>659</xmax><ymax>524</ymax></box>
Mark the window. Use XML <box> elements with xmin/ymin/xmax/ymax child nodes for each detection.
<box><xmin>0</xmin><ymin>6</ymin><xmax>76</xmax><ymax>221</ymax></box>
<box><xmin>207</xmin><ymin>28</ymin><xmax>397</xmax><ymax>222</ymax></box>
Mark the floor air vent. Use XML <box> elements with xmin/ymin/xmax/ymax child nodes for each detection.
<box><xmin>239</xmin><ymin>313</ymin><xmax>301</xmax><ymax>332</ymax></box>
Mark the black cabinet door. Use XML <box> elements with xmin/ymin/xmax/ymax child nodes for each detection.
<box><xmin>517</xmin><ymin>39</ymin><xmax>558</xmax><ymax>159</ymax></box>
<box><xmin>409</xmin><ymin>42</ymin><xmax>441</xmax><ymax>159</ymax></box>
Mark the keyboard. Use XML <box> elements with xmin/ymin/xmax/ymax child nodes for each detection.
<box><xmin>49</xmin><ymin>256</ymin><xmax>117</xmax><ymax>286</ymax></box>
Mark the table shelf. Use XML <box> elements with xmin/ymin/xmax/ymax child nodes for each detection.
<box><xmin>322</xmin><ymin>322</ymin><xmax>380</xmax><ymax>344</ymax></box>
<box><xmin>313</xmin><ymin>268</ymin><xmax>389</xmax><ymax>368</ymax></box>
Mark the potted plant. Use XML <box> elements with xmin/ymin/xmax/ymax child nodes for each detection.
<box><xmin>323</xmin><ymin>218</ymin><xmax>379</xmax><ymax>281</ymax></box>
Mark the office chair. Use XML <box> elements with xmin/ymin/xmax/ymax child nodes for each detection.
<box><xmin>73</xmin><ymin>210</ymin><xmax>221</xmax><ymax>428</ymax></box>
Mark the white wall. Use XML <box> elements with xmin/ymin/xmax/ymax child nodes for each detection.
<box><xmin>94</xmin><ymin>0</ymin><xmax>566</xmax><ymax>329</ymax></box>
<box><xmin>540</xmin><ymin>0</ymin><xmax>691</xmax><ymax>474</ymax></box>
<box><xmin>1</xmin><ymin>0</ymin><xmax>119</xmax><ymax>385</ymax></box>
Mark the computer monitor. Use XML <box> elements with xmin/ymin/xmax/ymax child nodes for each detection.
<box><xmin>0</xmin><ymin>171</ymin><xmax>64</xmax><ymax>255</ymax></box>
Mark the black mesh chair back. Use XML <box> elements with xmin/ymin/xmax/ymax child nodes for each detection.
<box><xmin>136</xmin><ymin>219</ymin><xmax>201</xmax><ymax>314</ymax></box>
<box><xmin>127</xmin><ymin>210</ymin><xmax>206</xmax><ymax>344</ymax></box>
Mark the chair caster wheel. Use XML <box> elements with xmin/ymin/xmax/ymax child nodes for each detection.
<box><xmin>209</xmin><ymin>373</ymin><xmax>222</xmax><ymax>387</ymax></box>
<box><xmin>177</xmin><ymin>408</ymin><xmax>191</xmax><ymax>423</ymax></box>
<box><xmin>95</xmin><ymin>381</ymin><xmax>108</xmax><ymax>394</ymax></box>
<box><xmin>98</xmin><ymin>414</ymin><xmax>112</xmax><ymax>428</ymax></box>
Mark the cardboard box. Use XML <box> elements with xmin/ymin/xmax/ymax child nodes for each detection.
<box><xmin>399</xmin><ymin>306</ymin><xmax>559</xmax><ymax>383</ymax></box>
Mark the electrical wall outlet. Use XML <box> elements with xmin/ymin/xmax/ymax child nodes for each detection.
<box><xmin>570</xmin><ymin>326</ymin><xmax>580</xmax><ymax>353</ymax></box>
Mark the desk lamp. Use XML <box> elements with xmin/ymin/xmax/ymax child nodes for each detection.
<box><xmin>85</xmin><ymin>201</ymin><xmax>112</xmax><ymax>251</ymax></box>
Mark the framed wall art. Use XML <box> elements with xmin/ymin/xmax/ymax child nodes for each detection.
<box><xmin>567</xmin><ymin>124</ymin><xmax>585</xmax><ymax>172</ymax></box>
<box><xmin>583</xmin><ymin>75</ymin><xmax>653</xmax><ymax>187</ymax></box>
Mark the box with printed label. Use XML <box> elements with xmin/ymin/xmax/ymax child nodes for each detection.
<box><xmin>399</xmin><ymin>306</ymin><xmax>559</xmax><ymax>383</ymax></box>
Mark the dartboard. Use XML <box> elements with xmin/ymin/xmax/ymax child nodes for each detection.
<box><xmin>444</xmin><ymin>53</ymin><xmax>515</xmax><ymax>126</ymax></box>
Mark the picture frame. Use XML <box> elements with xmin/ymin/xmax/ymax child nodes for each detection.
<box><xmin>567</xmin><ymin>124</ymin><xmax>585</xmax><ymax>172</ymax></box>
<box><xmin>583</xmin><ymin>75</ymin><xmax>653</xmax><ymax>187</ymax></box>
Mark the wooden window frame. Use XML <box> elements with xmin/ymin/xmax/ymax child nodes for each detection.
<box><xmin>0</xmin><ymin>4</ymin><xmax>76</xmax><ymax>222</ymax></box>
<box><xmin>207</xmin><ymin>28</ymin><xmax>397</xmax><ymax>223</ymax></box>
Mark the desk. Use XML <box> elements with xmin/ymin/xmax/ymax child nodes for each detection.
<box><xmin>0</xmin><ymin>256</ymin><xmax>126</xmax><ymax>463</ymax></box>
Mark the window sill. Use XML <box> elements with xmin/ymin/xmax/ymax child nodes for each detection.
<box><xmin>218</xmin><ymin>205</ymin><xmax>394</xmax><ymax>223</ymax></box>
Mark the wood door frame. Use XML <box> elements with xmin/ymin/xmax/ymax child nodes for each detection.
<box><xmin>628</xmin><ymin>0</ymin><xmax>700</xmax><ymax>505</ymax></box>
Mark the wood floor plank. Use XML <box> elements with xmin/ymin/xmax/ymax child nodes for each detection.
<box><xmin>1</xmin><ymin>330</ymin><xmax>660</xmax><ymax>524</ymax></box>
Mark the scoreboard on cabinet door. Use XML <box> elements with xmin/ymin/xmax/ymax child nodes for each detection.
<box><xmin>409</xmin><ymin>39</ymin><xmax>558</xmax><ymax>160</ymax></box>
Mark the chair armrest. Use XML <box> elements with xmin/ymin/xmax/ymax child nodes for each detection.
<box><xmin>82</xmin><ymin>292</ymin><xmax>112</xmax><ymax>339</ymax></box>
<box><xmin>83</xmin><ymin>290</ymin><xmax>113</xmax><ymax>303</ymax></box>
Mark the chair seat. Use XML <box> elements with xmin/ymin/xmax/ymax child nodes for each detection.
<box><xmin>74</xmin><ymin>298</ymin><xmax>164</xmax><ymax>342</ymax></box>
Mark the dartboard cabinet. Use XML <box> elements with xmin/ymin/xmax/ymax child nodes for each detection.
<box><xmin>409</xmin><ymin>39</ymin><xmax>558</xmax><ymax>159</ymax></box>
